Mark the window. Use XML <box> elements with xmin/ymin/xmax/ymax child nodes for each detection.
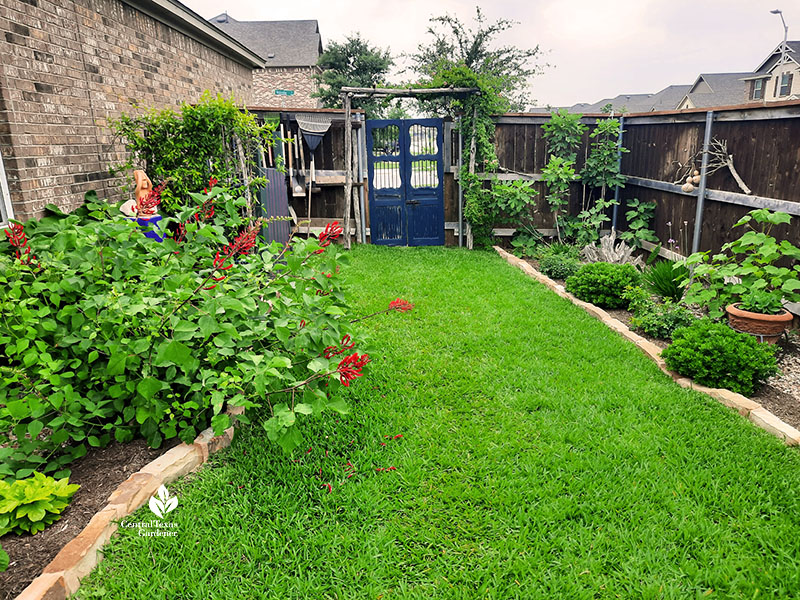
<box><xmin>751</xmin><ymin>78</ymin><xmax>764</xmax><ymax>100</ymax></box>
<box><xmin>779</xmin><ymin>73</ymin><xmax>793</xmax><ymax>97</ymax></box>
<box><xmin>0</xmin><ymin>151</ymin><xmax>13</xmax><ymax>228</ymax></box>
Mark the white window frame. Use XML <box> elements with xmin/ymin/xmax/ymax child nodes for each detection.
<box><xmin>779</xmin><ymin>73</ymin><xmax>792</xmax><ymax>97</ymax></box>
<box><xmin>0</xmin><ymin>150</ymin><xmax>13</xmax><ymax>227</ymax></box>
<box><xmin>753</xmin><ymin>78</ymin><xmax>764</xmax><ymax>100</ymax></box>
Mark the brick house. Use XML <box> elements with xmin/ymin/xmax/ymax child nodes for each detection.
<box><xmin>0</xmin><ymin>0</ymin><xmax>264</xmax><ymax>224</ymax></box>
<box><xmin>209</xmin><ymin>14</ymin><xmax>323</xmax><ymax>109</ymax></box>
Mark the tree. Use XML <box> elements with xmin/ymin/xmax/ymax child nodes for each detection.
<box><xmin>408</xmin><ymin>6</ymin><xmax>545</xmax><ymax>112</ymax></box>
<box><xmin>313</xmin><ymin>34</ymin><xmax>393</xmax><ymax>118</ymax></box>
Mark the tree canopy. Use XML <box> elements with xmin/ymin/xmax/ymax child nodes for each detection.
<box><xmin>408</xmin><ymin>7</ymin><xmax>544</xmax><ymax>112</ymax></box>
<box><xmin>313</xmin><ymin>34</ymin><xmax>393</xmax><ymax>118</ymax></box>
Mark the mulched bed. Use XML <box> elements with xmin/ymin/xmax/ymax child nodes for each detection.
<box><xmin>0</xmin><ymin>438</ymin><xmax>177</xmax><ymax>600</ymax></box>
<box><xmin>525</xmin><ymin>257</ymin><xmax>800</xmax><ymax>431</ymax></box>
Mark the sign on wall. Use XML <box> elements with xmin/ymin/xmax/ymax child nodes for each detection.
<box><xmin>274</xmin><ymin>89</ymin><xmax>295</xmax><ymax>96</ymax></box>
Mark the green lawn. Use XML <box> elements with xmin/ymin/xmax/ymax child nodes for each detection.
<box><xmin>77</xmin><ymin>246</ymin><xmax>800</xmax><ymax>599</ymax></box>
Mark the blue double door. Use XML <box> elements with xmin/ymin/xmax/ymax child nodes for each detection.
<box><xmin>366</xmin><ymin>118</ymin><xmax>445</xmax><ymax>246</ymax></box>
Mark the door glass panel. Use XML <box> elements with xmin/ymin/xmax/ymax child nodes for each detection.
<box><xmin>372</xmin><ymin>125</ymin><xmax>400</xmax><ymax>156</ymax></box>
<box><xmin>410</xmin><ymin>160</ymin><xmax>439</xmax><ymax>189</ymax></box>
<box><xmin>409</xmin><ymin>125</ymin><xmax>438</xmax><ymax>156</ymax></box>
<box><xmin>373</xmin><ymin>161</ymin><xmax>401</xmax><ymax>189</ymax></box>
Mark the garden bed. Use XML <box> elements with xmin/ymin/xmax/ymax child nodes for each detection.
<box><xmin>0</xmin><ymin>438</ymin><xmax>176</xmax><ymax>600</ymax></box>
<box><xmin>524</xmin><ymin>257</ymin><xmax>800</xmax><ymax>431</ymax></box>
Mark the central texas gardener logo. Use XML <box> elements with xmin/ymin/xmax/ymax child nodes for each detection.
<box><xmin>148</xmin><ymin>485</ymin><xmax>178</xmax><ymax>519</ymax></box>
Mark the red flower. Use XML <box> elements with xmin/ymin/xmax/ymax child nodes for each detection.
<box><xmin>337</xmin><ymin>352</ymin><xmax>370</xmax><ymax>387</ymax></box>
<box><xmin>136</xmin><ymin>180</ymin><xmax>167</xmax><ymax>217</ymax></box>
<box><xmin>203</xmin><ymin>176</ymin><xmax>219</xmax><ymax>193</ymax></box>
<box><xmin>299</xmin><ymin>319</ymin><xmax>306</xmax><ymax>329</ymax></box>
<box><xmin>389</xmin><ymin>298</ymin><xmax>414</xmax><ymax>313</ymax></box>
<box><xmin>4</xmin><ymin>223</ymin><xmax>38</xmax><ymax>267</ymax></box>
<box><xmin>203</xmin><ymin>221</ymin><xmax>261</xmax><ymax>292</ymax></box>
<box><xmin>323</xmin><ymin>346</ymin><xmax>338</xmax><ymax>359</ymax></box>
<box><xmin>314</xmin><ymin>221</ymin><xmax>344</xmax><ymax>254</ymax></box>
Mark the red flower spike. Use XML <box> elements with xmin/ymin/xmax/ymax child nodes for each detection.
<box><xmin>336</xmin><ymin>352</ymin><xmax>370</xmax><ymax>387</ymax></box>
<box><xmin>5</xmin><ymin>223</ymin><xmax>39</xmax><ymax>268</ymax></box>
<box><xmin>340</xmin><ymin>335</ymin><xmax>354</xmax><ymax>350</ymax></box>
<box><xmin>389</xmin><ymin>298</ymin><xmax>414</xmax><ymax>313</ymax></box>
<box><xmin>322</xmin><ymin>346</ymin><xmax>338</xmax><ymax>359</ymax></box>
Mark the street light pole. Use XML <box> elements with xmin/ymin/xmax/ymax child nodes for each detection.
<box><xmin>771</xmin><ymin>9</ymin><xmax>790</xmax><ymax>66</ymax></box>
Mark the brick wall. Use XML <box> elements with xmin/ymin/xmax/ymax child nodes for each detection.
<box><xmin>252</xmin><ymin>67</ymin><xmax>320</xmax><ymax>109</ymax></box>
<box><xmin>0</xmin><ymin>0</ymin><xmax>254</xmax><ymax>221</ymax></box>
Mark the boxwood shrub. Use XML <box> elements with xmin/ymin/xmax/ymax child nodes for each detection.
<box><xmin>565</xmin><ymin>262</ymin><xmax>641</xmax><ymax>308</ymax></box>
<box><xmin>662</xmin><ymin>319</ymin><xmax>778</xmax><ymax>396</ymax></box>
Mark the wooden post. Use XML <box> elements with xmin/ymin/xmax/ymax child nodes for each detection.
<box><xmin>466</xmin><ymin>105</ymin><xmax>478</xmax><ymax>250</ymax></box>
<box><xmin>343</xmin><ymin>93</ymin><xmax>353</xmax><ymax>250</ymax></box>
<box><xmin>352</xmin><ymin>124</ymin><xmax>362</xmax><ymax>245</ymax></box>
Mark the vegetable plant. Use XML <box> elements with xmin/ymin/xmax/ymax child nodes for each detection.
<box><xmin>679</xmin><ymin>209</ymin><xmax>800</xmax><ymax>317</ymax></box>
<box><xmin>662</xmin><ymin>319</ymin><xmax>778</xmax><ymax>395</ymax></box>
<box><xmin>619</xmin><ymin>198</ymin><xmax>658</xmax><ymax>248</ymax></box>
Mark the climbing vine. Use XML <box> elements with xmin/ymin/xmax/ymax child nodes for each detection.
<box><xmin>417</xmin><ymin>65</ymin><xmax>510</xmax><ymax>248</ymax></box>
<box><xmin>109</xmin><ymin>92</ymin><xmax>275</xmax><ymax>213</ymax></box>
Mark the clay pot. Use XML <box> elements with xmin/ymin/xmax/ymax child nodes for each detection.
<box><xmin>726</xmin><ymin>303</ymin><xmax>794</xmax><ymax>343</ymax></box>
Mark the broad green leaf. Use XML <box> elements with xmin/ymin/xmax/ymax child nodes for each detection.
<box><xmin>136</xmin><ymin>377</ymin><xmax>162</xmax><ymax>401</ymax></box>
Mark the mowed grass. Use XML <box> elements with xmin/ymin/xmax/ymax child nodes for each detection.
<box><xmin>77</xmin><ymin>246</ymin><xmax>800</xmax><ymax>599</ymax></box>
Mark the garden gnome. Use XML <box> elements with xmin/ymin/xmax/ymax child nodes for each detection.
<box><xmin>120</xmin><ymin>170</ymin><xmax>158</xmax><ymax>218</ymax></box>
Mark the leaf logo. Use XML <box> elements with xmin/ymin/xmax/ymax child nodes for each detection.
<box><xmin>148</xmin><ymin>484</ymin><xmax>178</xmax><ymax>519</ymax></box>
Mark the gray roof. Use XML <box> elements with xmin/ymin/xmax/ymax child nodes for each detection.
<box><xmin>209</xmin><ymin>14</ymin><xmax>322</xmax><ymax>67</ymax></box>
<box><xmin>756</xmin><ymin>41</ymin><xmax>800</xmax><ymax>72</ymax></box>
<box><xmin>683</xmin><ymin>72</ymin><xmax>752</xmax><ymax>108</ymax></box>
<box><xmin>566</xmin><ymin>84</ymin><xmax>692</xmax><ymax>113</ymax></box>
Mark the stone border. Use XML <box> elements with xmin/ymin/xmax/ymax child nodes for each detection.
<box><xmin>14</xmin><ymin>407</ymin><xmax>244</xmax><ymax>600</ymax></box>
<box><xmin>494</xmin><ymin>246</ymin><xmax>800</xmax><ymax>446</ymax></box>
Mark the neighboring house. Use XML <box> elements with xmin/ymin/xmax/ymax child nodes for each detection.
<box><xmin>747</xmin><ymin>40</ymin><xmax>800</xmax><ymax>102</ymax></box>
<box><xmin>209</xmin><ymin>14</ymin><xmax>323</xmax><ymax>109</ymax></box>
<box><xmin>561</xmin><ymin>40</ymin><xmax>800</xmax><ymax>114</ymax></box>
<box><xmin>569</xmin><ymin>85</ymin><xmax>692</xmax><ymax>114</ymax></box>
<box><xmin>0</xmin><ymin>0</ymin><xmax>263</xmax><ymax>223</ymax></box>
<box><xmin>676</xmin><ymin>73</ymin><xmax>752</xmax><ymax>109</ymax></box>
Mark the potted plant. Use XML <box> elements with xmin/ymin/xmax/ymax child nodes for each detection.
<box><xmin>679</xmin><ymin>209</ymin><xmax>800</xmax><ymax>343</ymax></box>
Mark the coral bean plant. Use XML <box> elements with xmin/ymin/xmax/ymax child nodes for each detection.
<box><xmin>0</xmin><ymin>186</ymin><xmax>411</xmax><ymax>480</ymax></box>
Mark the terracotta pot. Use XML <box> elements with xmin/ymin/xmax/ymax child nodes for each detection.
<box><xmin>726</xmin><ymin>303</ymin><xmax>793</xmax><ymax>344</ymax></box>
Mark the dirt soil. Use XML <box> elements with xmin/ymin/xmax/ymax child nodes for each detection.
<box><xmin>525</xmin><ymin>258</ymin><xmax>800</xmax><ymax>430</ymax></box>
<box><xmin>0</xmin><ymin>438</ymin><xmax>177</xmax><ymax>600</ymax></box>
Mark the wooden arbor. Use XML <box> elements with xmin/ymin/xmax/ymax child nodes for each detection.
<box><xmin>339</xmin><ymin>86</ymin><xmax>480</xmax><ymax>249</ymax></box>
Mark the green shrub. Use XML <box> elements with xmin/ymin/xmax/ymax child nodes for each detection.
<box><xmin>644</xmin><ymin>259</ymin><xmax>688</xmax><ymax>302</ymax></box>
<box><xmin>631</xmin><ymin>304</ymin><xmax>695</xmax><ymax>340</ymax></box>
<box><xmin>1</xmin><ymin>188</ymin><xmax>361</xmax><ymax>478</ymax></box>
<box><xmin>565</xmin><ymin>262</ymin><xmax>641</xmax><ymax>308</ymax></box>
<box><xmin>538</xmin><ymin>242</ymin><xmax>581</xmax><ymax>260</ymax></box>
<box><xmin>0</xmin><ymin>472</ymin><xmax>79</xmax><ymax>535</ymax></box>
<box><xmin>662</xmin><ymin>320</ymin><xmax>778</xmax><ymax>395</ymax></box>
<box><xmin>539</xmin><ymin>254</ymin><xmax>580</xmax><ymax>280</ymax></box>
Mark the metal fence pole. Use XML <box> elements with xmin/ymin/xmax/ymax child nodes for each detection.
<box><xmin>611</xmin><ymin>115</ymin><xmax>625</xmax><ymax>230</ymax></box>
<box><xmin>457</xmin><ymin>117</ymin><xmax>464</xmax><ymax>247</ymax></box>
<box><xmin>691</xmin><ymin>111</ymin><xmax>714</xmax><ymax>253</ymax></box>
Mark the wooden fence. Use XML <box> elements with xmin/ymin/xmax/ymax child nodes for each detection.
<box><xmin>490</xmin><ymin>100</ymin><xmax>800</xmax><ymax>256</ymax></box>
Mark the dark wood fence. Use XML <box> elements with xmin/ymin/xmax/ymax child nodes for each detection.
<box><xmin>489</xmin><ymin>100</ymin><xmax>800</xmax><ymax>256</ymax></box>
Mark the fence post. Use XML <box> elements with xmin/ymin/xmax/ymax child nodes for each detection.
<box><xmin>343</xmin><ymin>93</ymin><xmax>353</xmax><ymax>250</ymax></box>
<box><xmin>691</xmin><ymin>110</ymin><xmax>714</xmax><ymax>253</ymax></box>
<box><xmin>611</xmin><ymin>115</ymin><xmax>625</xmax><ymax>230</ymax></box>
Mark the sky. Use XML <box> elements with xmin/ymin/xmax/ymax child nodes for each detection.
<box><xmin>185</xmin><ymin>0</ymin><xmax>794</xmax><ymax>108</ymax></box>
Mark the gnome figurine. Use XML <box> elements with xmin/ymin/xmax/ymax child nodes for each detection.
<box><xmin>120</xmin><ymin>170</ymin><xmax>158</xmax><ymax>218</ymax></box>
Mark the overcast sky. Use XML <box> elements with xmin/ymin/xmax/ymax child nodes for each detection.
<box><xmin>186</xmin><ymin>0</ymin><xmax>793</xmax><ymax>108</ymax></box>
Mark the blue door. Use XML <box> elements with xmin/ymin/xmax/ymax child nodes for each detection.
<box><xmin>366</xmin><ymin>118</ymin><xmax>445</xmax><ymax>246</ymax></box>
